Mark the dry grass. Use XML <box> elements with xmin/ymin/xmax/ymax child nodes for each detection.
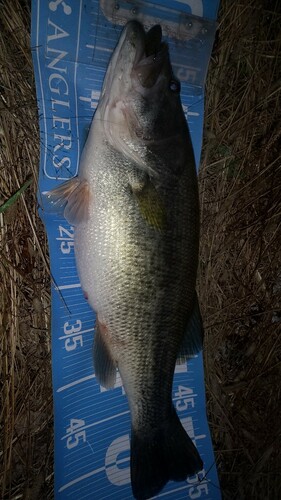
<box><xmin>0</xmin><ymin>1</ymin><xmax>53</xmax><ymax>498</ymax></box>
<box><xmin>0</xmin><ymin>0</ymin><xmax>280</xmax><ymax>499</ymax></box>
<box><xmin>200</xmin><ymin>1</ymin><xmax>281</xmax><ymax>498</ymax></box>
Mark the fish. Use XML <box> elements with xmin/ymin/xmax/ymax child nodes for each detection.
<box><xmin>47</xmin><ymin>20</ymin><xmax>204</xmax><ymax>500</ymax></box>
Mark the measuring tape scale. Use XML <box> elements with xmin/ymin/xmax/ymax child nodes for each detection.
<box><xmin>32</xmin><ymin>0</ymin><xmax>221</xmax><ymax>498</ymax></box>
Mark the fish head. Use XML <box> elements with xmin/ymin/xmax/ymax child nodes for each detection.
<box><xmin>98</xmin><ymin>21</ymin><xmax>187</xmax><ymax>168</ymax></box>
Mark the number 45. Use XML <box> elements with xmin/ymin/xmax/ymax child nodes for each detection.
<box><xmin>66</xmin><ymin>419</ymin><xmax>86</xmax><ymax>450</ymax></box>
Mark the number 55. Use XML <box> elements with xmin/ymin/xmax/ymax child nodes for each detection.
<box><xmin>189</xmin><ymin>482</ymin><xmax>208</xmax><ymax>498</ymax></box>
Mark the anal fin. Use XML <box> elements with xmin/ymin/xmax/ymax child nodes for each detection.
<box><xmin>177</xmin><ymin>292</ymin><xmax>204</xmax><ymax>364</ymax></box>
<box><xmin>93</xmin><ymin>318</ymin><xmax>117</xmax><ymax>389</ymax></box>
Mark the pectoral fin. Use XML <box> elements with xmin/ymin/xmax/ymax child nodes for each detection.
<box><xmin>177</xmin><ymin>293</ymin><xmax>204</xmax><ymax>364</ymax></box>
<box><xmin>132</xmin><ymin>177</ymin><xmax>166</xmax><ymax>231</ymax></box>
<box><xmin>44</xmin><ymin>177</ymin><xmax>90</xmax><ymax>225</ymax></box>
<box><xmin>93</xmin><ymin>318</ymin><xmax>117</xmax><ymax>389</ymax></box>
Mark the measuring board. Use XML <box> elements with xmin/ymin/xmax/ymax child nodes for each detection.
<box><xmin>31</xmin><ymin>1</ymin><xmax>221</xmax><ymax>498</ymax></box>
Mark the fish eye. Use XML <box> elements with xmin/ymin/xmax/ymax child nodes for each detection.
<box><xmin>169</xmin><ymin>78</ymin><xmax>181</xmax><ymax>93</ymax></box>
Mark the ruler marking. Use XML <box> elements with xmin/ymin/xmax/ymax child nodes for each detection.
<box><xmin>58</xmin><ymin>327</ymin><xmax>94</xmax><ymax>340</ymax></box>
<box><xmin>57</xmin><ymin>374</ymin><xmax>96</xmax><ymax>392</ymax></box>
<box><xmin>86</xmin><ymin>44</ymin><xmax>113</xmax><ymax>53</ymax></box>
<box><xmin>58</xmin><ymin>465</ymin><xmax>105</xmax><ymax>492</ymax></box>
<box><xmin>172</xmin><ymin>394</ymin><xmax>198</xmax><ymax>402</ymax></box>
<box><xmin>60</xmin><ymin>311</ymin><xmax>92</xmax><ymax>318</ymax></box>
<box><xmin>61</xmin><ymin>410</ymin><xmax>130</xmax><ymax>440</ymax></box>
<box><xmin>55</xmin><ymin>283</ymin><xmax>81</xmax><ymax>290</ymax></box>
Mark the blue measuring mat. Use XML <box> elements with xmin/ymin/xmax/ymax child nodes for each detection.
<box><xmin>31</xmin><ymin>1</ymin><xmax>221</xmax><ymax>498</ymax></box>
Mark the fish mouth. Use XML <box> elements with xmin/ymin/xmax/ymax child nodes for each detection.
<box><xmin>129</xmin><ymin>21</ymin><xmax>169</xmax><ymax>89</ymax></box>
<box><xmin>100</xmin><ymin>21</ymin><xmax>169</xmax><ymax>104</ymax></box>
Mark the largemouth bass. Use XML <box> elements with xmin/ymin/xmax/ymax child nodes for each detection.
<box><xmin>48</xmin><ymin>20</ymin><xmax>204</xmax><ymax>500</ymax></box>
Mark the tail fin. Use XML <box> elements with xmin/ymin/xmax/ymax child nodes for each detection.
<box><xmin>130</xmin><ymin>406</ymin><xmax>203</xmax><ymax>500</ymax></box>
